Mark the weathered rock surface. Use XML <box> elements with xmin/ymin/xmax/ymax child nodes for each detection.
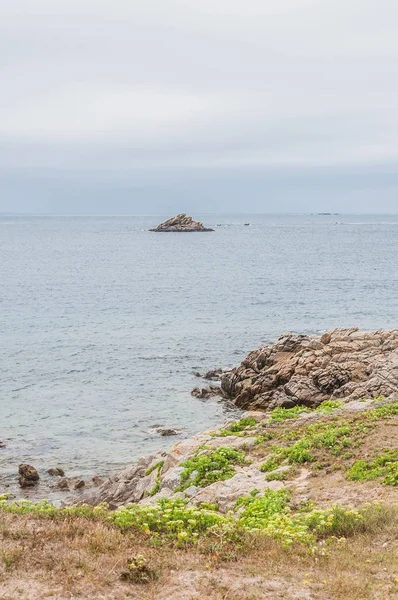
<box><xmin>149</xmin><ymin>214</ymin><xmax>214</xmax><ymax>232</ymax></box>
<box><xmin>221</xmin><ymin>328</ymin><xmax>398</xmax><ymax>410</ymax></box>
<box><xmin>19</xmin><ymin>464</ymin><xmax>39</xmax><ymax>488</ymax></box>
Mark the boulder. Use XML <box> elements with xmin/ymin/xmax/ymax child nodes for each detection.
<box><xmin>149</xmin><ymin>214</ymin><xmax>214</xmax><ymax>232</ymax></box>
<box><xmin>18</xmin><ymin>464</ymin><xmax>39</xmax><ymax>488</ymax></box>
<box><xmin>47</xmin><ymin>467</ymin><xmax>65</xmax><ymax>477</ymax></box>
<box><xmin>221</xmin><ymin>329</ymin><xmax>398</xmax><ymax>411</ymax></box>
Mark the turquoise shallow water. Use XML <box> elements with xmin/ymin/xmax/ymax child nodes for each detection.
<box><xmin>1</xmin><ymin>213</ymin><xmax>397</xmax><ymax>498</ymax></box>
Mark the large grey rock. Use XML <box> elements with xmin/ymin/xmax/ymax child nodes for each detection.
<box><xmin>221</xmin><ymin>329</ymin><xmax>398</xmax><ymax>411</ymax></box>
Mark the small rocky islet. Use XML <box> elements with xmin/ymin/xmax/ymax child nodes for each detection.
<box><xmin>149</xmin><ymin>213</ymin><xmax>214</xmax><ymax>232</ymax></box>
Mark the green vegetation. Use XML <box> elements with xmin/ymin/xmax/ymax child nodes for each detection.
<box><xmin>268</xmin><ymin>406</ymin><xmax>309</xmax><ymax>424</ymax></box>
<box><xmin>145</xmin><ymin>461</ymin><xmax>164</xmax><ymax>477</ymax></box>
<box><xmin>145</xmin><ymin>461</ymin><xmax>164</xmax><ymax>497</ymax></box>
<box><xmin>260</xmin><ymin>420</ymin><xmax>353</xmax><ymax>472</ymax></box>
<box><xmin>347</xmin><ymin>450</ymin><xmax>398</xmax><ymax>486</ymax></box>
<box><xmin>120</xmin><ymin>554</ymin><xmax>158</xmax><ymax>584</ymax></box>
<box><xmin>265</xmin><ymin>467</ymin><xmax>296</xmax><ymax>482</ymax></box>
<box><xmin>316</xmin><ymin>400</ymin><xmax>344</xmax><ymax>414</ymax></box>
<box><xmin>1</xmin><ymin>492</ymin><xmax>389</xmax><ymax>550</ymax></box>
<box><xmin>260</xmin><ymin>401</ymin><xmax>398</xmax><ymax>477</ymax></box>
<box><xmin>178</xmin><ymin>447</ymin><xmax>247</xmax><ymax>490</ymax></box>
<box><xmin>367</xmin><ymin>401</ymin><xmax>398</xmax><ymax>419</ymax></box>
<box><xmin>219</xmin><ymin>417</ymin><xmax>257</xmax><ymax>436</ymax></box>
<box><xmin>267</xmin><ymin>400</ymin><xmax>343</xmax><ymax>426</ymax></box>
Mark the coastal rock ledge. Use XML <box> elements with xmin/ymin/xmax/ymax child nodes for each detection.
<box><xmin>221</xmin><ymin>328</ymin><xmax>398</xmax><ymax>411</ymax></box>
<box><xmin>149</xmin><ymin>213</ymin><xmax>214</xmax><ymax>232</ymax></box>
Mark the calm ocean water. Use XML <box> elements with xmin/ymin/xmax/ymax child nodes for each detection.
<box><xmin>1</xmin><ymin>213</ymin><xmax>397</xmax><ymax>498</ymax></box>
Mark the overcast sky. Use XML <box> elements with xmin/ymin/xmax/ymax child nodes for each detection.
<box><xmin>1</xmin><ymin>0</ymin><xmax>398</xmax><ymax>213</ymax></box>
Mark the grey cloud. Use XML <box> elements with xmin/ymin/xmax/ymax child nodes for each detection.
<box><xmin>1</xmin><ymin>0</ymin><xmax>398</xmax><ymax>212</ymax></box>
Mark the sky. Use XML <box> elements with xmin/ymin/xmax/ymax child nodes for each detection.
<box><xmin>1</xmin><ymin>0</ymin><xmax>398</xmax><ymax>214</ymax></box>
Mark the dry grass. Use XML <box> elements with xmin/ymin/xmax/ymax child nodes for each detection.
<box><xmin>1</xmin><ymin>505</ymin><xmax>397</xmax><ymax>600</ymax></box>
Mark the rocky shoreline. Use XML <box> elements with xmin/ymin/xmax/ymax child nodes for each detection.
<box><xmin>219</xmin><ymin>327</ymin><xmax>398</xmax><ymax>409</ymax></box>
<box><xmin>75</xmin><ymin>328</ymin><xmax>398</xmax><ymax>509</ymax></box>
<box><xmin>3</xmin><ymin>329</ymin><xmax>398</xmax><ymax>508</ymax></box>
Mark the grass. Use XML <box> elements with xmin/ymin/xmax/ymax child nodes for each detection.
<box><xmin>0</xmin><ymin>498</ymin><xmax>397</xmax><ymax>599</ymax></box>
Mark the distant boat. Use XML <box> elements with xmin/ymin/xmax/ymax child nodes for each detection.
<box><xmin>244</xmin><ymin>223</ymin><xmax>250</xmax><ymax>226</ymax></box>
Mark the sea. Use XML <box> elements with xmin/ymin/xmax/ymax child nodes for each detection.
<box><xmin>1</xmin><ymin>213</ymin><xmax>397</xmax><ymax>500</ymax></box>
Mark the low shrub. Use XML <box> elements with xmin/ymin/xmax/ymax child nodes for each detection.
<box><xmin>178</xmin><ymin>447</ymin><xmax>247</xmax><ymax>490</ymax></box>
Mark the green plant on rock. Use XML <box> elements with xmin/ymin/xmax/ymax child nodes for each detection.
<box><xmin>145</xmin><ymin>461</ymin><xmax>164</xmax><ymax>497</ymax></box>
<box><xmin>219</xmin><ymin>417</ymin><xmax>257</xmax><ymax>436</ymax></box>
<box><xmin>178</xmin><ymin>447</ymin><xmax>247</xmax><ymax>490</ymax></box>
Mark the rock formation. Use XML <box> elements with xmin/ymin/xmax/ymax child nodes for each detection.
<box><xmin>19</xmin><ymin>464</ymin><xmax>40</xmax><ymax>488</ymax></box>
<box><xmin>150</xmin><ymin>214</ymin><xmax>214</xmax><ymax>232</ymax></box>
<box><xmin>220</xmin><ymin>328</ymin><xmax>398</xmax><ymax>410</ymax></box>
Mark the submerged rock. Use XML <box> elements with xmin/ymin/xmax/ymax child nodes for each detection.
<box><xmin>204</xmin><ymin>369</ymin><xmax>223</xmax><ymax>381</ymax></box>
<box><xmin>155</xmin><ymin>428</ymin><xmax>182</xmax><ymax>437</ymax></box>
<box><xmin>149</xmin><ymin>214</ymin><xmax>214</xmax><ymax>232</ymax></box>
<box><xmin>191</xmin><ymin>386</ymin><xmax>223</xmax><ymax>398</ymax></box>
<box><xmin>54</xmin><ymin>477</ymin><xmax>85</xmax><ymax>491</ymax></box>
<box><xmin>47</xmin><ymin>467</ymin><xmax>65</xmax><ymax>477</ymax></box>
<box><xmin>221</xmin><ymin>328</ymin><xmax>398</xmax><ymax>411</ymax></box>
<box><xmin>19</xmin><ymin>464</ymin><xmax>39</xmax><ymax>488</ymax></box>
